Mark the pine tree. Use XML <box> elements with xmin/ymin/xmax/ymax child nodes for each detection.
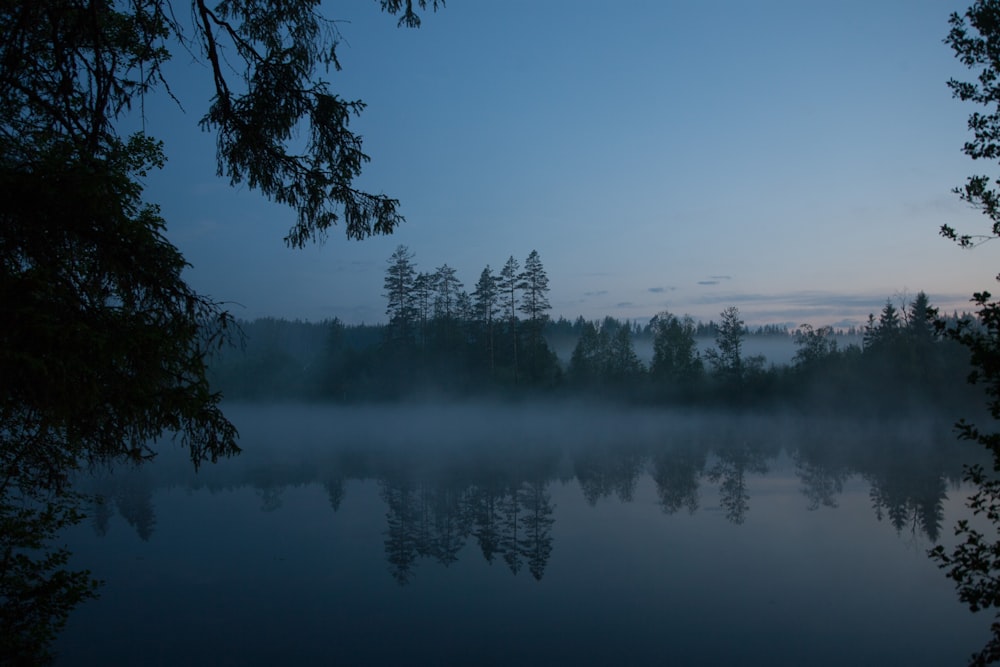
<box><xmin>517</xmin><ymin>250</ymin><xmax>554</xmax><ymax>382</ymax></box>
<box><xmin>518</xmin><ymin>250</ymin><xmax>551</xmax><ymax>324</ymax></box>
<box><xmin>412</xmin><ymin>272</ymin><xmax>434</xmax><ymax>347</ymax></box>
<box><xmin>498</xmin><ymin>256</ymin><xmax>521</xmax><ymax>381</ymax></box>
<box><xmin>383</xmin><ymin>245</ymin><xmax>417</xmax><ymax>342</ymax></box>
<box><xmin>431</xmin><ymin>264</ymin><xmax>463</xmax><ymax>320</ymax></box>
<box><xmin>472</xmin><ymin>267</ymin><xmax>500</xmax><ymax>374</ymax></box>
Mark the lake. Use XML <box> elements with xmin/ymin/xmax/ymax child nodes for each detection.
<box><xmin>54</xmin><ymin>402</ymin><xmax>993</xmax><ymax>666</ymax></box>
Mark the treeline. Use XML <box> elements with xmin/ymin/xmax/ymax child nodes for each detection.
<box><xmin>208</xmin><ymin>246</ymin><xmax>978</xmax><ymax>411</ymax></box>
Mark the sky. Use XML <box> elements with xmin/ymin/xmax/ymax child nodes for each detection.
<box><xmin>135</xmin><ymin>0</ymin><xmax>1000</xmax><ymax>328</ymax></box>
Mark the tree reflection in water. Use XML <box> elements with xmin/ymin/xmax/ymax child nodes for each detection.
<box><xmin>706</xmin><ymin>442</ymin><xmax>770</xmax><ymax>525</ymax></box>
<box><xmin>74</xmin><ymin>410</ymin><xmax>976</xmax><ymax>586</ymax></box>
<box><xmin>650</xmin><ymin>443</ymin><xmax>705</xmax><ymax>515</ymax></box>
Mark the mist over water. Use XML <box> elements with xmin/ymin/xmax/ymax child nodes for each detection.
<box><xmin>56</xmin><ymin>402</ymin><xmax>990</xmax><ymax>666</ymax></box>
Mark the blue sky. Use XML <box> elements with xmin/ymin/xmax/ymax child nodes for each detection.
<box><xmin>138</xmin><ymin>0</ymin><xmax>998</xmax><ymax>327</ymax></box>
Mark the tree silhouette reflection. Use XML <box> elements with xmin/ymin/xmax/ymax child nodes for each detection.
<box><xmin>499</xmin><ymin>484</ymin><xmax>524</xmax><ymax>575</ymax></box>
<box><xmin>867</xmin><ymin>472</ymin><xmax>947</xmax><ymax>542</ymax></box>
<box><xmin>706</xmin><ymin>442</ymin><xmax>769</xmax><ymax>525</ymax></box>
<box><xmin>80</xmin><ymin>467</ymin><xmax>156</xmax><ymax>541</ymax></box>
<box><xmin>574</xmin><ymin>444</ymin><xmax>644</xmax><ymax>505</ymax></box>
<box><xmin>420</xmin><ymin>483</ymin><xmax>470</xmax><ymax>567</ymax></box>
<box><xmin>650</xmin><ymin>444</ymin><xmax>706</xmax><ymax>515</ymax></box>
<box><xmin>519</xmin><ymin>480</ymin><xmax>555</xmax><ymax>581</ymax></box>
<box><xmin>73</xmin><ymin>413</ymin><xmax>974</xmax><ymax>585</ymax></box>
<box><xmin>324</xmin><ymin>477</ymin><xmax>345</xmax><ymax>512</ymax></box>
<box><xmin>795</xmin><ymin>456</ymin><xmax>849</xmax><ymax>511</ymax></box>
<box><xmin>467</xmin><ymin>479</ymin><xmax>503</xmax><ymax>564</ymax></box>
<box><xmin>380</xmin><ymin>479</ymin><xmax>420</xmax><ymax>585</ymax></box>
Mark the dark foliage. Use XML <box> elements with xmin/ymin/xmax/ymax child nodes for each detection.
<box><xmin>0</xmin><ymin>0</ymin><xmax>440</xmax><ymax>659</ymax></box>
<box><xmin>210</xmin><ymin>288</ymin><xmax>975</xmax><ymax>415</ymax></box>
<box><xmin>930</xmin><ymin>3</ymin><xmax>1000</xmax><ymax>664</ymax></box>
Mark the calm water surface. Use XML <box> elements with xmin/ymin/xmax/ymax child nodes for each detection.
<box><xmin>55</xmin><ymin>403</ymin><xmax>992</xmax><ymax>666</ymax></box>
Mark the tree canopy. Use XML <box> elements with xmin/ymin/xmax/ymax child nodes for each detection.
<box><xmin>932</xmin><ymin>3</ymin><xmax>1000</xmax><ymax>665</ymax></box>
<box><xmin>0</xmin><ymin>0</ymin><xmax>441</xmax><ymax>660</ymax></box>
<box><xmin>942</xmin><ymin>0</ymin><xmax>1000</xmax><ymax>250</ymax></box>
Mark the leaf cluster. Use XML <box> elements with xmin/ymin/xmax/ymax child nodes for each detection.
<box><xmin>0</xmin><ymin>495</ymin><xmax>100</xmax><ymax>664</ymax></box>
<box><xmin>0</xmin><ymin>0</ymin><xmax>446</xmax><ymax>656</ymax></box>
<box><xmin>944</xmin><ymin>2</ymin><xmax>1000</xmax><ymax>249</ymax></box>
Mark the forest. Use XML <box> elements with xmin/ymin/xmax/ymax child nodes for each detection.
<box><xmin>209</xmin><ymin>245</ymin><xmax>980</xmax><ymax>413</ymax></box>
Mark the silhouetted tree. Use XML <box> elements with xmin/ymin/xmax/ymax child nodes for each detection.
<box><xmin>930</xmin><ymin>6</ymin><xmax>1000</xmax><ymax>663</ymax></box>
<box><xmin>864</xmin><ymin>300</ymin><xmax>902</xmax><ymax>351</ymax></box>
<box><xmin>498</xmin><ymin>256</ymin><xmax>522</xmax><ymax>382</ymax></box>
<box><xmin>472</xmin><ymin>267</ymin><xmax>500</xmax><ymax>374</ymax></box>
<box><xmin>455</xmin><ymin>290</ymin><xmax>474</xmax><ymax>324</ymax></box>
<box><xmin>432</xmin><ymin>264</ymin><xmax>463</xmax><ymax>320</ymax></box>
<box><xmin>705</xmin><ymin>306</ymin><xmax>744</xmax><ymax>381</ymax></box>
<box><xmin>428</xmin><ymin>263</ymin><xmax>464</xmax><ymax>353</ymax></box>
<box><xmin>650</xmin><ymin>312</ymin><xmax>703</xmax><ymax>388</ymax></box>
<box><xmin>518</xmin><ymin>251</ymin><xmax>557</xmax><ymax>382</ymax></box>
<box><xmin>906</xmin><ymin>291</ymin><xmax>939</xmax><ymax>342</ymax></box>
<box><xmin>567</xmin><ymin>318</ymin><xmax>640</xmax><ymax>390</ymax></box>
<box><xmin>384</xmin><ymin>245</ymin><xmax>418</xmax><ymax>343</ymax></box>
<box><xmin>2</xmin><ymin>3</ymin><xmax>443</xmax><ymax>652</ymax></box>
<box><xmin>705</xmin><ymin>307</ymin><xmax>763</xmax><ymax>389</ymax></box>
<box><xmin>605</xmin><ymin>326</ymin><xmax>643</xmax><ymax>384</ymax></box>
<box><xmin>518</xmin><ymin>250</ymin><xmax>551</xmax><ymax>326</ymax></box>
<box><xmin>569</xmin><ymin>321</ymin><xmax>605</xmax><ymax>386</ymax></box>
<box><xmin>792</xmin><ymin>324</ymin><xmax>838</xmax><ymax>369</ymax></box>
<box><xmin>413</xmin><ymin>272</ymin><xmax>435</xmax><ymax>347</ymax></box>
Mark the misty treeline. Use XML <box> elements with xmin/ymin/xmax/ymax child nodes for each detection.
<box><xmin>77</xmin><ymin>406</ymin><xmax>978</xmax><ymax>586</ymax></box>
<box><xmin>209</xmin><ymin>246</ymin><xmax>978</xmax><ymax>412</ymax></box>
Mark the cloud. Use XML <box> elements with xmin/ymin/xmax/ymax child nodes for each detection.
<box><xmin>697</xmin><ymin>275</ymin><xmax>732</xmax><ymax>286</ymax></box>
<box><xmin>583</xmin><ymin>290</ymin><xmax>609</xmax><ymax>297</ymax></box>
<box><xmin>647</xmin><ymin>286</ymin><xmax>674</xmax><ymax>294</ymax></box>
<box><xmin>671</xmin><ymin>290</ymin><xmax>976</xmax><ymax>328</ymax></box>
<box><xmin>691</xmin><ymin>291</ymin><xmax>889</xmax><ymax>309</ymax></box>
<box><xmin>617</xmin><ymin>302</ymin><xmax>634</xmax><ymax>308</ymax></box>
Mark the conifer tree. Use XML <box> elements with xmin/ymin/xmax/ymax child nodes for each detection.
<box><xmin>472</xmin><ymin>267</ymin><xmax>500</xmax><ymax>374</ymax></box>
<box><xmin>498</xmin><ymin>256</ymin><xmax>521</xmax><ymax>381</ymax></box>
<box><xmin>384</xmin><ymin>245</ymin><xmax>417</xmax><ymax>342</ymax></box>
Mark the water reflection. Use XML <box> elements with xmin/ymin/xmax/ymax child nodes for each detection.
<box><xmin>85</xmin><ymin>467</ymin><xmax>156</xmax><ymax>541</ymax></box>
<box><xmin>376</xmin><ymin>446</ymin><xmax>560</xmax><ymax>583</ymax></box>
<box><xmin>706</xmin><ymin>442</ymin><xmax>770</xmax><ymax>525</ymax></box>
<box><xmin>72</xmin><ymin>407</ymin><xmax>978</xmax><ymax>587</ymax></box>
<box><xmin>650</xmin><ymin>443</ymin><xmax>703</xmax><ymax>515</ymax></box>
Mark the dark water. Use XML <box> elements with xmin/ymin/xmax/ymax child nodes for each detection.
<box><xmin>55</xmin><ymin>403</ymin><xmax>992</xmax><ymax>666</ymax></box>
